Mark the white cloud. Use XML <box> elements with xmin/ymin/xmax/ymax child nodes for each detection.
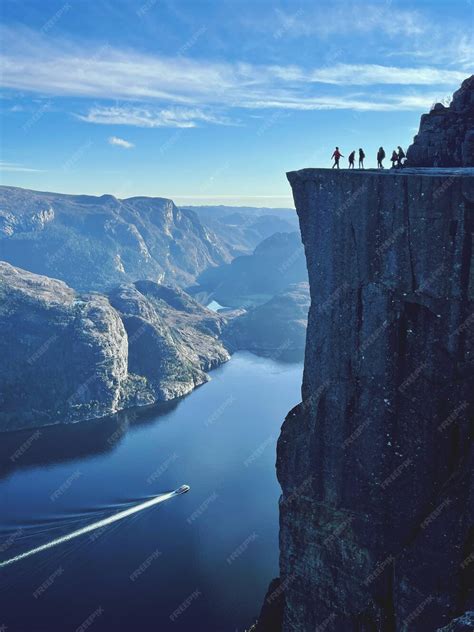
<box><xmin>0</xmin><ymin>161</ymin><xmax>43</xmax><ymax>172</ymax></box>
<box><xmin>270</xmin><ymin>4</ymin><xmax>425</xmax><ymax>38</ymax></box>
<box><xmin>0</xmin><ymin>25</ymin><xmax>469</xmax><ymax>123</ymax></box>
<box><xmin>307</xmin><ymin>64</ymin><xmax>467</xmax><ymax>87</ymax></box>
<box><xmin>241</xmin><ymin>92</ymin><xmax>443</xmax><ymax>112</ymax></box>
<box><xmin>83</xmin><ymin>106</ymin><xmax>233</xmax><ymax>128</ymax></box>
<box><xmin>108</xmin><ymin>136</ymin><xmax>134</xmax><ymax>148</ymax></box>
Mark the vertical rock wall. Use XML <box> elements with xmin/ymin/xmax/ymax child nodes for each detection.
<box><xmin>406</xmin><ymin>75</ymin><xmax>474</xmax><ymax>167</ymax></box>
<box><xmin>277</xmin><ymin>168</ymin><xmax>474</xmax><ymax>631</ymax></box>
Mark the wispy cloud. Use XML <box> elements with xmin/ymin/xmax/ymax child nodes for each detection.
<box><xmin>0</xmin><ymin>25</ymin><xmax>469</xmax><ymax>125</ymax></box>
<box><xmin>269</xmin><ymin>4</ymin><xmax>425</xmax><ymax>38</ymax></box>
<box><xmin>0</xmin><ymin>162</ymin><xmax>44</xmax><ymax>173</ymax></box>
<box><xmin>386</xmin><ymin>33</ymin><xmax>474</xmax><ymax>72</ymax></box>
<box><xmin>81</xmin><ymin>106</ymin><xmax>233</xmax><ymax>128</ymax></box>
<box><xmin>307</xmin><ymin>64</ymin><xmax>467</xmax><ymax>86</ymax></box>
<box><xmin>241</xmin><ymin>92</ymin><xmax>445</xmax><ymax>112</ymax></box>
<box><xmin>108</xmin><ymin>136</ymin><xmax>134</xmax><ymax>149</ymax></box>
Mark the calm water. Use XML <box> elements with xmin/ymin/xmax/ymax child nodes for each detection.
<box><xmin>0</xmin><ymin>352</ymin><xmax>302</xmax><ymax>631</ymax></box>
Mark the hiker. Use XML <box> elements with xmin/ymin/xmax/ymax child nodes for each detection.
<box><xmin>358</xmin><ymin>148</ymin><xmax>365</xmax><ymax>169</ymax></box>
<box><xmin>332</xmin><ymin>147</ymin><xmax>344</xmax><ymax>169</ymax></box>
<box><xmin>377</xmin><ymin>146</ymin><xmax>386</xmax><ymax>169</ymax></box>
<box><xmin>348</xmin><ymin>150</ymin><xmax>355</xmax><ymax>169</ymax></box>
<box><xmin>390</xmin><ymin>150</ymin><xmax>398</xmax><ymax>168</ymax></box>
<box><xmin>397</xmin><ymin>146</ymin><xmax>406</xmax><ymax>167</ymax></box>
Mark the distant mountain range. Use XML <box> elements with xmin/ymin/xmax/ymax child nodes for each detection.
<box><xmin>182</xmin><ymin>205</ymin><xmax>298</xmax><ymax>257</ymax></box>
<box><xmin>193</xmin><ymin>231</ymin><xmax>307</xmax><ymax>308</ymax></box>
<box><xmin>0</xmin><ymin>186</ymin><xmax>230</xmax><ymax>291</ymax></box>
<box><xmin>0</xmin><ymin>187</ymin><xmax>308</xmax><ymax>429</ymax></box>
<box><xmin>223</xmin><ymin>282</ymin><xmax>310</xmax><ymax>360</ymax></box>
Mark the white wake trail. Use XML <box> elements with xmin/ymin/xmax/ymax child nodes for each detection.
<box><xmin>0</xmin><ymin>485</ymin><xmax>190</xmax><ymax>569</ymax></box>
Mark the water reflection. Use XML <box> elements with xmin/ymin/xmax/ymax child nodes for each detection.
<box><xmin>0</xmin><ymin>399</ymin><xmax>180</xmax><ymax>480</ymax></box>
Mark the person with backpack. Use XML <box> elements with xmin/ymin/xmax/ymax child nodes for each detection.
<box><xmin>358</xmin><ymin>148</ymin><xmax>365</xmax><ymax>169</ymax></box>
<box><xmin>390</xmin><ymin>150</ymin><xmax>398</xmax><ymax>168</ymax></box>
<box><xmin>348</xmin><ymin>150</ymin><xmax>355</xmax><ymax>169</ymax></box>
<box><xmin>332</xmin><ymin>147</ymin><xmax>344</xmax><ymax>169</ymax></box>
<box><xmin>397</xmin><ymin>146</ymin><xmax>406</xmax><ymax>167</ymax></box>
<box><xmin>377</xmin><ymin>146</ymin><xmax>386</xmax><ymax>169</ymax></box>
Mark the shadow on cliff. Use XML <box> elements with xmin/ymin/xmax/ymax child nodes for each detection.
<box><xmin>0</xmin><ymin>399</ymin><xmax>181</xmax><ymax>480</ymax></box>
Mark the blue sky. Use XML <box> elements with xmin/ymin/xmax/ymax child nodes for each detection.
<box><xmin>1</xmin><ymin>0</ymin><xmax>472</xmax><ymax>206</ymax></box>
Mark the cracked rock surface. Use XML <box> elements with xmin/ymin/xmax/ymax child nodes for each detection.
<box><xmin>0</xmin><ymin>262</ymin><xmax>229</xmax><ymax>430</ymax></box>
<box><xmin>406</xmin><ymin>75</ymin><xmax>474</xmax><ymax>167</ymax></box>
<box><xmin>274</xmin><ymin>167</ymin><xmax>474</xmax><ymax>631</ymax></box>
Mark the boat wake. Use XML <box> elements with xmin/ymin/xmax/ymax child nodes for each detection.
<box><xmin>0</xmin><ymin>485</ymin><xmax>190</xmax><ymax>569</ymax></box>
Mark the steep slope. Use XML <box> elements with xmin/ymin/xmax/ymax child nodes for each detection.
<box><xmin>272</xmin><ymin>167</ymin><xmax>474</xmax><ymax>631</ymax></box>
<box><xmin>0</xmin><ymin>262</ymin><xmax>229</xmax><ymax>430</ymax></box>
<box><xmin>183</xmin><ymin>205</ymin><xmax>298</xmax><ymax>256</ymax></box>
<box><xmin>406</xmin><ymin>74</ymin><xmax>474</xmax><ymax>167</ymax></box>
<box><xmin>195</xmin><ymin>231</ymin><xmax>307</xmax><ymax>308</ymax></box>
<box><xmin>0</xmin><ymin>261</ymin><xmax>128</xmax><ymax>429</ymax></box>
<box><xmin>0</xmin><ymin>186</ymin><xmax>229</xmax><ymax>291</ymax></box>
<box><xmin>223</xmin><ymin>282</ymin><xmax>309</xmax><ymax>360</ymax></box>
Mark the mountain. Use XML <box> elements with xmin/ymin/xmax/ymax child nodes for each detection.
<box><xmin>223</xmin><ymin>282</ymin><xmax>309</xmax><ymax>360</ymax></box>
<box><xmin>0</xmin><ymin>261</ymin><xmax>229</xmax><ymax>430</ymax></box>
<box><xmin>256</xmin><ymin>78</ymin><xmax>474</xmax><ymax>632</ymax></box>
<box><xmin>407</xmin><ymin>75</ymin><xmax>474</xmax><ymax>167</ymax></box>
<box><xmin>182</xmin><ymin>205</ymin><xmax>299</xmax><ymax>257</ymax></box>
<box><xmin>193</xmin><ymin>231</ymin><xmax>308</xmax><ymax>308</ymax></box>
<box><xmin>257</xmin><ymin>166</ymin><xmax>473</xmax><ymax>630</ymax></box>
<box><xmin>0</xmin><ymin>186</ymin><xmax>230</xmax><ymax>292</ymax></box>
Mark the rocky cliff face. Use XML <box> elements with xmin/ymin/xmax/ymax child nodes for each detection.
<box><xmin>223</xmin><ymin>282</ymin><xmax>309</xmax><ymax>360</ymax></box>
<box><xmin>0</xmin><ymin>262</ymin><xmax>229</xmax><ymax>430</ymax></box>
<box><xmin>0</xmin><ymin>186</ymin><xmax>229</xmax><ymax>291</ymax></box>
<box><xmin>0</xmin><ymin>261</ymin><xmax>129</xmax><ymax>429</ymax></box>
<box><xmin>406</xmin><ymin>75</ymin><xmax>474</xmax><ymax>167</ymax></box>
<box><xmin>195</xmin><ymin>231</ymin><xmax>307</xmax><ymax>308</ymax></box>
<box><xmin>274</xmin><ymin>167</ymin><xmax>474</xmax><ymax>631</ymax></box>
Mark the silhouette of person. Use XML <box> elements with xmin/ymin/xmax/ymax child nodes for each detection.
<box><xmin>348</xmin><ymin>151</ymin><xmax>355</xmax><ymax>169</ymax></box>
<box><xmin>332</xmin><ymin>147</ymin><xmax>344</xmax><ymax>169</ymax></box>
<box><xmin>390</xmin><ymin>150</ymin><xmax>398</xmax><ymax>168</ymax></box>
<box><xmin>358</xmin><ymin>148</ymin><xmax>365</xmax><ymax>169</ymax></box>
<box><xmin>397</xmin><ymin>146</ymin><xmax>406</xmax><ymax>167</ymax></box>
<box><xmin>377</xmin><ymin>147</ymin><xmax>386</xmax><ymax>169</ymax></box>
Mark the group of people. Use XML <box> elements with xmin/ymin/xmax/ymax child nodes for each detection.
<box><xmin>331</xmin><ymin>146</ymin><xmax>406</xmax><ymax>169</ymax></box>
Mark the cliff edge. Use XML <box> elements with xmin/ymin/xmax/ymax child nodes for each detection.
<box><xmin>274</xmin><ymin>166</ymin><xmax>474</xmax><ymax>631</ymax></box>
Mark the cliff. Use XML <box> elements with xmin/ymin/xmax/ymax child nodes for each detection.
<box><xmin>0</xmin><ymin>262</ymin><xmax>229</xmax><ymax>430</ymax></box>
<box><xmin>223</xmin><ymin>282</ymin><xmax>309</xmax><ymax>360</ymax></box>
<box><xmin>273</xmin><ymin>167</ymin><xmax>474</xmax><ymax>631</ymax></box>
<box><xmin>0</xmin><ymin>186</ymin><xmax>229</xmax><ymax>291</ymax></box>
<box><xmin>195</xmin><ymin>231</ymin><xmax>307</xmax><ymax>308</ymax></box>
<box><xmin>406</xmin><ymin>75</ymin><xmax>474</xmax><ymax>168</ymax></box>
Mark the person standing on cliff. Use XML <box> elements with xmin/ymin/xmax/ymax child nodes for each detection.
<box><xmin>348</xmin><ymin>151</ymin><xmax>355</xmax><ymax>169</ymax></box>
<box><xmin>358</xmin><ymin>148</ymin><xmax>365</xmax><ymax>168</ymax></box>
<box><xmin>390</xmin><ymin>150</ymin><xmax>398</xmax><ymax>168</ymax></box>
<box><xmin>377</xmin><ymin>146</ymin><xmax>386</xmax><ymax>169</ymax></box>
<box><xmin>331</xmin><ymin>147</ymin><xmax>344</xmax><ymax>169</ymax></box>
<box><xmin>397</xmin><ymin>146</ymin><xmax>406</xmax><ymax>167</ymax></box>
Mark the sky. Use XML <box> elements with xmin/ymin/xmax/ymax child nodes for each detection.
<box><xmin>0</xmin><ymin>0</ymin><xmax>473</xmax><ymax>206</ymax></box>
